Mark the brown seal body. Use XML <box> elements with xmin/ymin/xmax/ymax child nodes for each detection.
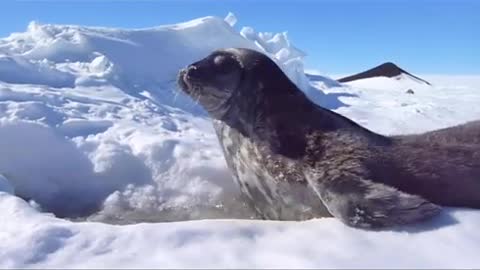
<box><xmin>178</xmin><ymin>48</ymin><xmax>480</xmax><ymax>228</ymax></box>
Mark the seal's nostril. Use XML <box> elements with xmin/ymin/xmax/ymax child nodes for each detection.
<box><xmin>187</xmin><ymin>65</ymin><xmax>200</xmax><ymax>78</ymax></box>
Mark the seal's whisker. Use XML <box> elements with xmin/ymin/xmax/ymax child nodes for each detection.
<box><xmin>173</xmin><ymin>88</ymin><xmax>180</xmax><ymax>104</ymax></box>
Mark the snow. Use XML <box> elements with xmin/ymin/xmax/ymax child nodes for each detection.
<box><xmin>0</xmin><ymin>56</ymin><xmax>75</xmax><ymax>88</ymax></box>
<box><xmin>0</xmin><ymin>14</ymin><xmax>314</xmax><ymax>222</ymax></box>
<box><xmin>224</xmin><ymin>12</ymin><xmax>237</xmax><ymax>27</ymax></box>
<box><xmin>1</xmin><ymin>193</ymin><xmax>480</xmax><ymax>268</ymax></box>
<box><xmin>330</xmin><ymin>75</ymin><xmax>480</xmax><ymax>135</ymax></box>
<box><xmin>0</xmin><ymin>13</ymin><xmax>480</xmax><ymax>268</ymax></box>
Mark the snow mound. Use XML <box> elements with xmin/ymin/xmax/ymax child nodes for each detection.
<box><xmin>240</xmin><ymin>26</ymin><xmax>311</xmax><ymax>91</ymax></box>
<box><xmin>0</xmin><ymin>14</ymin><xmax>319</xmax><ymax>221</ymax></box>
<box><xmin>0</xmin><ymin>17</ymin><xmax>315</xmax><ymax>108</ymax></box>
<box><xmin>0</xmin><ymin>95</ymin><xmax>254</xmax><ymax>220</ymax></box>
<box><xmin>0</xmin><ymin>56</ymin><xmax>75</xmax><ymax>87</ymax></box>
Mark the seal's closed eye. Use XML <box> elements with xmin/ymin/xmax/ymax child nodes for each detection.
<box><xmin>213</xmin><ymin>54</ymin><xmax>237</xmax><ymax>74</ymax></box>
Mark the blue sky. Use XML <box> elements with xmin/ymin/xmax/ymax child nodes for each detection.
<box><xmin>0</xmin><ymin>0</ymin><xmax>478</xmax><ymax>74</ymax></box>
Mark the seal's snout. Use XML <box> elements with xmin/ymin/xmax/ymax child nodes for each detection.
<box><xmin>186</xmin><ymin>65</ymin><xmax>197</xmax><ymax>74</ymax></box>
<box><xmin>178</xmin><ymin>65</ymin><xmax>202</xmax><ymax>92</ymax></box>
<box><xmin>185</xmin><ymin>65</ymin><xmax>202</xmax><ymax>80</ymax></box>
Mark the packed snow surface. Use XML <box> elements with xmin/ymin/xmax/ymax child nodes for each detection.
<box><xmin>0</xmin><ymin>14</ymin><xmax>479</xmax><ymax>268</ymax></box>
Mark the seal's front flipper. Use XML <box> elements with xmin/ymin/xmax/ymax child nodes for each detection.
<box><xmin>314</xmin><ymin>177</ymin><xmax>442</xmax><ymax>229</ymax></box>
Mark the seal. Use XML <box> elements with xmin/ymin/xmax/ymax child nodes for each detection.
<box><xmin>177</xmin><ymin>48</ymin><xmax>480</xmax><ymax>228</ymax></box>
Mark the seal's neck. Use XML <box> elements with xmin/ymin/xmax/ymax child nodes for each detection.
<box><xmin>219</xmin><ymin>80</ymin><xmax>315</xmax><ymax>159</ymax></box>
<box><xmin>218</xmin><ymin>65</ymin><xmax>389</xmax><ymax>158</ymax></box>
<box><xmin>223</xmin><ymin>83</ymin><xmax>387</xmax><ymax>149</ymax></box>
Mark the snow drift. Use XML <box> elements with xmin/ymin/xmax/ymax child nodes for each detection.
<box><xmin>0</xmin><ymin>16</ymin><xmax>313</xmax><ymax>111</ymax></box>
<box><xmin>0</xmin><ymin>14</ymin><xmax>317</xmax><ymax>221</ymax></box>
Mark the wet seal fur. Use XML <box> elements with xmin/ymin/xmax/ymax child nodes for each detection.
<box><xmin>177</xmin><ymin>48</ymin><xmax>480</xmax><ymax>229</ymax></box>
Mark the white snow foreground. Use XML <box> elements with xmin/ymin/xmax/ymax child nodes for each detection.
<box><xmin>1</xmin><ymin>192</ymin><xmax>480</xmax><ymax>268</ymax></box>
<box><xmin>1</xmin><ymin>13</ymin><xmax>480</xmax><ymax>268</ymax></box>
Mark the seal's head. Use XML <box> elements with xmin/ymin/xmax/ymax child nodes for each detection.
<box><xmin>178</xmin><ymin>49</ymin><xmax>243</xmax><ymax>118</ymax></box>
<box><xmin>178</xmin><ymin>48</ymin><xmax>299</xmax><ymax>119</ymax></box>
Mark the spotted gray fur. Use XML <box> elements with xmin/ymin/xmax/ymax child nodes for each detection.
<box><xmin>178</xmin><ymin>48</ymin><xmax>480</xmax><ymax>229</ymax></box>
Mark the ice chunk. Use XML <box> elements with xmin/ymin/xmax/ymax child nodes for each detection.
<box><xmin>224</xmin><ymin>12</ymin><xmax>237</xmax><ymax>27</ymax></box>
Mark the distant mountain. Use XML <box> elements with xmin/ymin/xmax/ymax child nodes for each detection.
<box><xmin>338</xmin><ymin>62</ymin><xmax>431</xmax><ymax>85</ymax></box>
